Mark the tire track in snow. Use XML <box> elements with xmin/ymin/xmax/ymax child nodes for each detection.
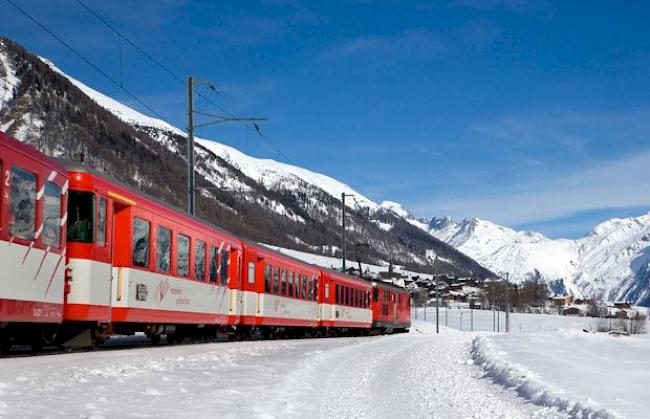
<box><xmin>302</xmin><ymin>330</ymin><xmax>570</xmax><ymax>419</ymax></box>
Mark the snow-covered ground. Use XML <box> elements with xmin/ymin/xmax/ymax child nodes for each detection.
<box><xmin>1</xmin><ymin>313</ymin><xmax>646</xmax><ymax>418</ymax></box>
<box><xmin>418</xmin><ymin>309</ymin><xmax>649</xmax><ymax>418</ymax></box>
<box><xmin>1</xmin><ymin>322</ymin><xmax>573</xmax><ymax>419</ymax></box>
<box><xmin>474</xmin><ymin>330</ymin><xmax>650</xmax><ymax>419</ymax></box>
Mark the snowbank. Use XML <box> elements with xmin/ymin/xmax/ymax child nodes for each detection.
<box><xmin>471</xmin><ymin>335</ymin><xmax>621</xmax><ymax>419</ymax></box>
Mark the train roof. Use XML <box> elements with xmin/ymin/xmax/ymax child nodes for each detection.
<box><xmin>243</xmin><ymin>240</ymin><xmax>378</xmax><ymax>286</ymax></box>
<box><xmin>372</xmin><ymin>279</ymin><xmax>410</xmax><ymax>293</ymax></box>
<box><xmin>58</xmin><ymin>158</ymin><xmax>241</xmax><ymax>244</ymax></box>
<box><xmin>0</xmin><ymin>131</ymin><xmax>68</xmax><ymax>175</ymax></box>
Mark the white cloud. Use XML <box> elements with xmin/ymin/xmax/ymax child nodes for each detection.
<box><xmin>412</xmin><ymin>149</ymin><xmax>650</xmax><ymax>226</ymax></box>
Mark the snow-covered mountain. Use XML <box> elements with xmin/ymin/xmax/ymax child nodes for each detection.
<box><xmin>425</xmin><ymin>215</ymin><xmax>650</xmax><ymax>306</ymax></box>
<box><xmin>0</xmin><ymin>37</ymin><xmax>492</xmax><ymax>279</ymax></box>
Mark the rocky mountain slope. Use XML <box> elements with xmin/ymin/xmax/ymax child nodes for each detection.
<box><xmin>0</xmin><ymin>37</ymin><xmax>493</xmax><ymax>279</ymax></box>
<box><xmin>425</xmin><ymin>215</ymin><xmax>650</xmax><ymax>306</ymax></box>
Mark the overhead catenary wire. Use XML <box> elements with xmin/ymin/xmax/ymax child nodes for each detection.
<box><xmin>8</xmin><ymin>0</ymin><xmax>344</xmax><ymax>201</ymax></box>
<box><xmin>73</xmin><ymin>0</ymin><xmax>307</xmax><ymax>171</ymax></box>
<box><xmin>4</xmin><ymin>0</ymin><xmax>167</xmax><ymax>122</ymax></box>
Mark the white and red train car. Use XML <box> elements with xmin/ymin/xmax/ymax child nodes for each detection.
<box><xmin>0</xmin><ymin>132</ymin><xmax>68</xmax><ymax>349</ymax></box>
<box><xmin>0</xmin><ymin>131</ymin><xmax>410</xmax><ymax>352</ymax></box>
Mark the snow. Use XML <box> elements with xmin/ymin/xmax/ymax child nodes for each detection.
<box><xmin>1</xmin><ymin>311</ymin><xmax>647</xmax><ymax>418</ymax></box>
<box><xmin>40</xmin><ymin>57</ymin><xmax>378</xmax><ymax>212</ymax></box>
<box><xmin>0</xmin><ymin>324</ymin><xmax>568</xmax><ymax>419</ymax></box>
<box><xmin>473</xmin><ymin>331</ymin><xmax>650</xmax><ymax>419</ymax></box>
<box><xmin>379</xmin><ymin>200</ymin><xmax>430</xmax><ymax>231</ymax></box>
<box><xmin>0</xmin><ymin>44</ymin><xmax>20</xmax><ymax>108</ymax></box>
<box><xmin>41</xmin><ymin>58</ymin><xmax>185</xmax><ymax>138</ymax></box>
<box><xmin>416</xmin><ymin>309</ymin><xmax>650</xmax><ymax>418</ymax></box>
<box><xmin>428</xmin><ymin>214</ymin><xmax>650</xmax><ymax>305</ymax></box>
<box><xmin>198</xmin><ymin>139</ymin><xmax>378</xmax><ymax>210</ymax></box>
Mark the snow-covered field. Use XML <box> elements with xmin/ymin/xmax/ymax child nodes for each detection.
<box><xmin>474</xmin><ymin>330</ymin><xmax>650</xmax><ymax>419</ymax></box>
<box><xmin>0</xmin><ymin>322</ymin><xmax>571</xmax><ymax>419</ymax></box>
<box><xmin>1</xmin><ymin>314</ymin><xmax>646</xmax><ymax>418</ymax></box>
<box><xmin>419</xmin><ymin>309</ymin><xmax>649</xmax><ymax>418</ymax></box>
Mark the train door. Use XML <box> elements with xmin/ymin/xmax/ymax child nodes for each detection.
<box><xmin>110</xmin><ymin>199</ymin><xmax>131</xmax><ymax>307</ymax></box>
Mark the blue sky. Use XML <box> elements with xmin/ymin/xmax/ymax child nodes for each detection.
<box><xmin>3</xmin><ymin>0</ymin><xmax>650</xmax><ymax>239</ymax></box>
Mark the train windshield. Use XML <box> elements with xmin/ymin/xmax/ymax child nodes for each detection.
<box><xmin>67</xmin><ymin>191</ymin><xmax>95</xmax><ymax>243</ymax></box>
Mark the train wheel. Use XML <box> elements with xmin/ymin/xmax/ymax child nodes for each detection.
<box><xmin>30</xmin><ymin>327</ymin><xmax>58</xmax><ymax>353</ymax></box>
<box><xmin>149</xmin><ymin>334</ymin><xmax>161</xmax><ymax>345</ymax></box>
<box><xmin>0</xmin><ymin>341</ymin><xmax>11</xmax><ymax>357</ymax></box>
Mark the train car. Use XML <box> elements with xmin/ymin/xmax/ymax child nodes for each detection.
<box><xmin>320</xmin><ymin>268</ymin><xmax>372</xmax><ymax>332</ymax></box>
<box><xmin>370</xmin><ymin>280</ymin><xmax>411</xmax><ymax>333</ymax></box>
<box><xmin>241</xmin><ymin>242</ymin><xmax>321</xmax><ymax>337</ymax></box>
<box><xmin>0</xmin><ymin>132</ymin><xmax>68</xmax><ymax>349</ymax></box>
<box><xmin>62</xmin><ymin>161</ymin><xmax>242</xmax><ymax>343</ymax></box>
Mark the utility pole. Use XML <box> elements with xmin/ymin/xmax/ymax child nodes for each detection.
<box><xmin>492</xmin><ymin>283</ymin><xmax>496</xmax><ymax>332</ymax></box>
<box><xmin>435</xmin><ymin>275</ymin><xmax>439</xmax><ymax>333</ymax></box>
<box><xmin>341</xmin><ymin>193</ymin><xmax>347</xmax><ymax>272</ymax></box>
<box><xmin>505</xmin><ymin>273</ymin><xmax>510</xmax><ymax>333</ymax></box>
<box><xmin>187</xmin><ymin>76</ymin><xmax>195</xmax><ymax>215</ymax></box>
<box><xmin>186</xmin><ymin>76</ymin><xmax>267</xmax><ymax>215</ymax></box>
<box><xmin>470</xmin><ymin>294</ymin><xmax>474</xmax><ymax>332</ymax></box>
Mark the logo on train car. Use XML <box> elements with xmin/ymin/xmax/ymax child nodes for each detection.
<box><xmin>154</xmin><ymin>279</ymin><xmax>171</xmax><ymax>302</ymax></box>
<box><xmin>136</xmin><ymin>284</ymin><xmax>148</xmax><ymax>301</ymax></box>
<box><xmin>273</xmin><ymin>299</ymin><xmax>289</xmax><ymax>315</ymax></box>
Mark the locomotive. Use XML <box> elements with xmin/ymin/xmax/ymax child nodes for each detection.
<box><xmin>0</xmin><ymin>131</ymin><xmax>410</xmax><ymax>352</ymax></box>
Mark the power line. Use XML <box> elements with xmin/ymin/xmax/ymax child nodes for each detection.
<box><xmin>73</xmin><ymin>0</ymin><xmax>303</xmax><ymax>169</ymax></box>
<box><xmin>10</xmin><ymin>0</ymin><xmax>330</xmax><ymax>194</ymax></box>
<box><xmin>74</xmin><ymin>0</ymin><xmax>185</xmax><ymax>86</ymax></box>
<box><xmin>4</xmin><ymin>0</ymin><xmax>167</xmax><ymax>121</ymax></box>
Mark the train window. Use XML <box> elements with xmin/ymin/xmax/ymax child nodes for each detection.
<box><xmin>156</xmin><ymin>226</ymin><xmax>171</xmax><ymax>273</ymax></box>
<box><xmin>195</xmin><ymin>240</ymin><xmax>206</xmax><ymax>280</ymax></box>
<box><xmin>325</xmin><ymin>283</ymin><xmax>330</xmax><ymax>299</ymax></box>
<box><xmin>220</xmin><ymin>248</ymin><xmax>229</xmax><ymax>285</ymax></box>
<box><xmin>132</xmin><ymin>218</ymin><xmax>150</xmax><ymax>268</ymax></box>
<box><xmin>67</xmin><ymin>191</ymin><xmax>94</xmax><ymax>243</ymax></box>
<box><xmin>43</xmin><ymin>181</ymin><xmax>61</xmax><ymax>247</ymax></box>
<box><xmin>264</xmin><ymin>264</ymin><xmax>271</xmax><ymax>292</ymax></box>
<box><xmin>307</xmin><ymin>278</ymin><xmax>313</xmax><ymax>300</ymax></box>
<box><xmin>96</xmin><ymin>197</ymin><xmax>106</xmax><ymax>246</ymax></box>
<box><xmin>248</xmin><ymin>261</ymin><xmax>255</xmax><ymax>284</ymax></box>
<box><xmin>288</xmin><ymin>272</ymin><xmax>294</xmax><ymax>296</ymax></box>
<box><xmin>273</xmin><ymin>267</ymin><xmax>280</xmax><ymax>294</ymax></box>
<box><xmin>177</xmin><ymin>234</ymin><xmax>190</xmax><ymax>277</ymax></box>
<box><xmin>302</xmin><ymin>275</ymin><xmax>307</xmax><ymax>299</ymax></box>
<box><xmin>280</xmin><ymin>270</ymin><xmax>287</xmax><ymax>295</ymax></box>
<box><xmin>314</xmin><ymin>277</ymin><xmax>319</xmax><ymax>300</ymax></box>
<box><xmin>9</xmin><ymin>167</ymin><xmax>36</xmax><ymax>240</ymax></box>
<box><xmin>209</xmin><ymin>246</ymin><xmax>218</xmax><ymax>283</ymax></box>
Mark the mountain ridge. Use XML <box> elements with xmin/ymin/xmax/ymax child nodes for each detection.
<box><xmin>0</xmin><ymin>37</ymin><xmax>493</xmax><ymax>280</ymax></box>
<box><xmin>424</xmin><ymin>214</ymin><xmax>650</xmax><ymax>306</ymax></box>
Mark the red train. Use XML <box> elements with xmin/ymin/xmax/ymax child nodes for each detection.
<box><xmin>0</xmin><ymin>131</ymin><xmax>410</xmax><ymax>352</ymax></box>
